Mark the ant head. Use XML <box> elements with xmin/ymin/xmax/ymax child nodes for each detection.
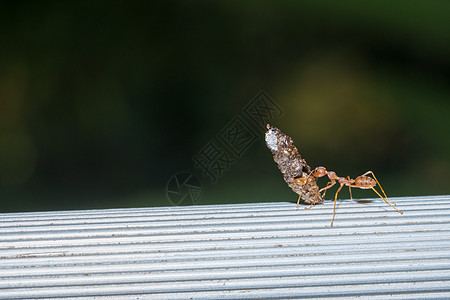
<box><xmin>313</xmin><ymin>166</ymin><xmax>327</xmax><ymax>178</ymax></box>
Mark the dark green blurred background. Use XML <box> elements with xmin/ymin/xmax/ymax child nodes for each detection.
<box><xmin>1</xmin><ymin>1</ymin><xmax>449</xmax><ymax>212</ymax></box>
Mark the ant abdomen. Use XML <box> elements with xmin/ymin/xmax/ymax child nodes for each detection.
<box><xmin>354</xmin><ymin>176</ymin><xmax>376</xmax><ymax>189</ymax></box>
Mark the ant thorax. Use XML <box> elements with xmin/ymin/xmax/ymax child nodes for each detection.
<box><xmin>265</xmin><ymin>125</ymin><xmax>324</xmax><ymax>205</ymax></box>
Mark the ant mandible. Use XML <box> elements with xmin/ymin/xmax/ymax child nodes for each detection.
<box><xmin>306</xmin><ymin>167</ymin><xmax>403</xmax><ymax>226</ymax></box>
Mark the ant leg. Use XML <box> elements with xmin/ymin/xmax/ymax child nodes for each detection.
<box><xmin>331</xmin><ymin>183</ymin><xmax>344</xmax><ymax>227</ymax></box>
<box><xmin>346</xmin><ymin>183</ymin><xmax>403</xmax><ymax>215</ymax></box>
<box><xmin>370</xmin><ymin>187</ymin><xmax>403</xmax><ymax>214</ymax></box>
<box><xmin>346</xmin><ymin>176</ymin><xmax>353</xmax><ymax>200</ymax></box>
<box><xmin>296</xmin><ymin>186</ymin><xmax>304</xmax><ymax>208</ymax></box>
<box><xmin>306</xmin><ymin>180</ymin><xmax>336</xmax><ymax>210</ymax></box>
<box><xmin>361</xmin><ymin>171</ymin><xmax>397</xmax><ymax>206</ymax></box>
<box><xmin>297</xmin><ymin>189</ymin><xmax>303</xmax><ymax>208</ymax></box>
<box><xmin>305</xmin><ymin>195</ymin><xmax>319</xmax><ymax>209</ymax></box>
<box><xmin>321</xmin><ymin>180</ymin><xmax>335</xmax><ymax>199</ymax></box>
<box><xmin>321</xmin><ymin>181</ymin><xmax>333</xmax><ymax>199</ymax></box>
<box><xmin>294</xmin><ymin>176</ymin><xmax>312</xmax><ymax>208</ymax></box>
<box><xmin>305</xmin><ymin>192</ymin><xmax>319</xmax><ymax>209</ymax></box>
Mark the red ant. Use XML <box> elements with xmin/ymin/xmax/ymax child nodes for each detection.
<box><xmin>305</xmin><ymin>167</ymin><xmax>403</xmax><ymax>226</ymax></box>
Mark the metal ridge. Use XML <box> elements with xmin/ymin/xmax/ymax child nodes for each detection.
<box><xmin>1</xmin><ymin>195</ymin><xmax>450</xmax><ymax>299</ymax></box>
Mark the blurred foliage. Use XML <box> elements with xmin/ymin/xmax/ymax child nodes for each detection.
<box><xmin>0</xmin><ymin>1</ymin><xmax>449</xmax><ymax>212</ymax></box>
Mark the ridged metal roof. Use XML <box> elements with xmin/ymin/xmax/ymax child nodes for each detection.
<box><xmin>1</xmin><ymin>195</ymin><xmax>450</xmax><ymax>299</ymax></box>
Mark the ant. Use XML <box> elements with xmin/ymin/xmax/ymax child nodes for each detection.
<box><xmin>304</xmin><ymin>166</ymin><xmax>403</xmax><ymax>227</ymax></box>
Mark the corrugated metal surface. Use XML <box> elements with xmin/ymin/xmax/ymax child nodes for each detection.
<box><xmin>1</xmin><ymin>195</ymin><xmax>450</xmax><ymax>299</ymax></box>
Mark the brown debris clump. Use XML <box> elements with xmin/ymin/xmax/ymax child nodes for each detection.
<box><xmin>265</xmin><ymin>124</ymin><xmax>323</xmax><ymax>205</ymax></box>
